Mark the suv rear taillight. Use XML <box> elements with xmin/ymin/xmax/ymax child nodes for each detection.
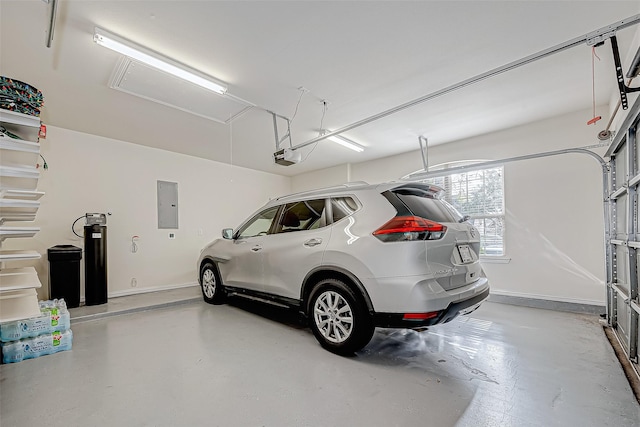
<box><xmin>373</xmin><ymin>215</ymin><xmax>447</xmax><ymax>242</ymax></box>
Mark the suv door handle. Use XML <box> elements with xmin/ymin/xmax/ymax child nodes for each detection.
<box><xmin>251</xmin><ymin>245</ymin><xmax>262</xmax><ymax>252</ymax></box>
<box><xmin>304</xmin><ymin>238</ymin><xmax>322</xmax><ymax>247</ymax></box>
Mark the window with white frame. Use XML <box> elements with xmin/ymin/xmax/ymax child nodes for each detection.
<box><xmin>417</xmin><ymin>163</ymin><xmax>505</xmax><ymax>256</ymax></box>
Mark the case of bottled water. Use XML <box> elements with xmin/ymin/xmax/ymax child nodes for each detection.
<box><xmin>1</xmin><ymin>329</ymin><xmax>73</xmax><ymax>364</ymax></box>
<box><xmin>0</xmin><ymin>299</ymin><xmax>70</xmax><ymax>342</ymax></box>
<box><xmin>0</xmin><ymin>299</ymin><xmax>73</xmax><ymax>364</ymax></box>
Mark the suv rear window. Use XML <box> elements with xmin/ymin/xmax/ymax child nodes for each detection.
<box><xmin>392</xmin><ymin>188</ymin><xmax>462</xmax><ymax>223</ymax></box>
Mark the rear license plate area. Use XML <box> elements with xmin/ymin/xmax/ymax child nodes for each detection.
<box><xmin>458</xmin><ymin>244</ymin><xmax>473</xmax><ymax>263</ymax></box>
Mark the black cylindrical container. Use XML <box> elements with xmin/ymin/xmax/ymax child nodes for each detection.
<box><xmin>47</xmin><ymin>245</ymin><xmax>82</xmax><ymax>308</ymax></box>
<box><xmin>84</xmin><ymin>224</ymin><xmax>107</xmax><ymax>306</ymax></box>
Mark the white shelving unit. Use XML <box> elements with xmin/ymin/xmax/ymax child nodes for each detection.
<box><xmin>0</xmin><ymin>138</ymin><xmax>40</xmax><ymax>153</ymax></box>
<box><xmin>0</xmin><ymin>110</ymin><xmax>41</xmax><ymax>128</ymax></box>
<box><xmin>0</xmin><ymin>226</ymin><xmax>41</xmax><ymax>241</ymax></box>
<box><xmin>0</xmin><ymin>267</ymin><xmax>42</xmax><ymax>292</ymax></box>
<box><xmin>0</xmin><ymin>109</ymin><xmax>45</xmax><ymax>323</ymax></box>
<box><xmin>0</xmin><ymin>189</ymin><xmax>45</xmax><ymax>200</ymax></box>
<box><xmin>0</xmin><ymin>199</ymin><xmax>40</xmax><ymax>224</ymax></box>
<box><xmin>0</xmin><ymin>250</ymin><xmax>42</xmax><ymax>262</ymax></box>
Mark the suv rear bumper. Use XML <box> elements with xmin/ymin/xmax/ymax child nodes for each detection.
<box><xmin>373</xmin><ymin>287</ymin><xmax>490</xmax><ymax>328</ymax></box>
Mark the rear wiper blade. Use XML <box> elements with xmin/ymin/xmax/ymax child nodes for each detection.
<box><xmin>459</xmin><ymin>215</ymin><xmax>471</xmax><ymax>223</ymax></box>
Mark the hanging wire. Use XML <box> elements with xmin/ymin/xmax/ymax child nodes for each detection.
<box><xmin>289</xmin><ymin>89</ymin><xmax>306</xmax><ymax>126</ymax></box>
<box><xmin>318</xmin><ymin>101</ymin><xmax>327</xmax><ymax>136</ymax></box>
<box><xmin>278</xmin><ymin>88</ymin><xmax>307</xmax><ymax>149</ymax></box>
<box><xmin>588</xmin><ymin>46</ymin><xmax>602</xmax><ymax>125</ymax></box>
<box><xmin>302</xmin><ymin>101</ymin><xmax>328</xmax><ymax>162</ymax></box>
<box><xmin>592</xmin><ymin>47</ymin><xmax>598</xmax><ymax>117</ymax></box>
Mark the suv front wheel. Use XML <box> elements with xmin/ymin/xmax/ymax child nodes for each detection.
<box><xmin>200</xmin><ymin>262</ymin><xmax>226</xmax><ymax>304</ymax></box>
<box><xmin>308</xmin><ymin>278</ymin><xmax>374</xmax><ymax>355</ymax></box>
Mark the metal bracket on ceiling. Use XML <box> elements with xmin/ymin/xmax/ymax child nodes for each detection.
<box><xmin>41</xmin><ymin>0</ymin><xmax>58</xmax><ymax>48</ymax></box>
<box><xmin>270</xmin><ymin>111</ymin><xmax>293</xmax><ymax>151</ymax></box>
<box><xmin>418</xmin><ymin>136</ymin><xmax>429</xmax><ymax>172</ymax></box>
<box><xmin>609</xmin><ymin>36</ymin><xmax>640</xmax><ymax>111</ymax></box>
<box><xmin>586</xmin><ymin>30</ymin><xmax>617</xmax><ymax>47</ymax></box>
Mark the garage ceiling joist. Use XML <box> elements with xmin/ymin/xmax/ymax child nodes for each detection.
<box><xmin>286</xmin><ymin>14</ymin><xmax>640</xmax><ymax>154</ymax></box>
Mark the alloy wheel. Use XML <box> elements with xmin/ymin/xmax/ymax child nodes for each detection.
<box><xmin>313</xmin><ymin>290</ymin><xmax>354</xmax><ymax>344</ymax></box>
<box><xmin>202</xmin><ymin>268</ymin><xmax>216</xmax><ymax>299</ymax></box>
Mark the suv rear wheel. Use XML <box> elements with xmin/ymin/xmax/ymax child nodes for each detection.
<box><xmin>308</xmin><ymin>278</ymin><xmax>374</xmax><ymax>355</ymax></box>
<box><xmin>200</xmin><ymin>262</ymin><xmax>226</xmax><ymax>304</ymax></box>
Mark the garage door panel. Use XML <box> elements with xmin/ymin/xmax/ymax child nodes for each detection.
<box><xmin>615</xmin><ymin>194</ymin><xmax>628</xmax><ymax>240</ymax></box>
<box><xmin>616</xmin><ymin>245</ymin><xmax>629</xmax><ymax>291</ymax></box>
<box><xmin>617</xmin><ymin>294</ymin><xmax>631</xmax><ymax>353</ymax></box>
<box><xmin>614</xmin><ymin>141</ymin><xmax>628</xmax><ymax>183</ymax></box>
<box><xmin>608</xmin><ymin>101</ymin><xmax>640</xmax><ymax>368</ymax></box>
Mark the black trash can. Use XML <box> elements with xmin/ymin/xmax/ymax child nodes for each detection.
<box><xmin>47</xmin><ymin>245</ymin><xmax>82</xmax><ymax>308</ymax></box>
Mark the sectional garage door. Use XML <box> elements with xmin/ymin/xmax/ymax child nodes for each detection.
<box><xmin>607</xmin><ymin>96</ymin><xmax>640</xmax><ymax>368</ymax></box>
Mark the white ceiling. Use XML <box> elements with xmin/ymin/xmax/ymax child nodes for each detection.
<box><xmin>1</xmin><ymin>1</ymin><xmax>639</xmax><ymax>177</ymax></box>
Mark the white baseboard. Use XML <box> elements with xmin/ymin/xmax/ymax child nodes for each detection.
<box><xmin>78</xmin><ymin>282</ymin><xmax>199</xmax><ymax>302</ymax></box>
<box><xmin>108</xmin><ymin>282</ymin><xmax>198</xmax><ymax>298</ymax></box>
<box><xmin>490</xmin><ymin>289</ymin><xmax>604</xmax><ymax>306</ymax></box>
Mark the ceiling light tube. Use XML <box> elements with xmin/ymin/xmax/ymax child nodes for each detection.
<box><xmin>327</xmin><ymin>135</ymin><xmax>365</xmax><ymax>152</ymax></box>
<box><xmin>93</xmin><ymin>27</ymin><xmax>227</xmax><ymax>95</ymax></box>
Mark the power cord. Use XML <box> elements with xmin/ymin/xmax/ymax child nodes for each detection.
<box><xmin>38</xmin><ymin>154</ymin><xmax>48</xmax><ymax>170</ymax></box>
<box><xmin>71</xmin><ymin>215</ymin><xmax>84</xmax><ymax>238</ymax></box>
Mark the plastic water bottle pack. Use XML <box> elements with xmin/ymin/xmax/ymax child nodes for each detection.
<box><xmin>1</xmin><ymin>329</ymin><xmax>73</xmax><ymax>364</ymax></box>
<box><xmin>0</xmin><ymin>299</ymin><xmax>70</xmax><ymax>342</ymax></box>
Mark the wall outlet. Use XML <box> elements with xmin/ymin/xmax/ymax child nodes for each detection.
<box><xmin>131</xmin><ymin>278</ymin><xmax>137</xmax><ymax>287</ymax></box>
<box><xmin>198</xmin><ymin>228</ymin><xmax>203</xmax><ymax>237</ymax></box>
<box><xmin>169</xmin><ymin>232</ymin><xmax>176</xmax><ymax>239</ymax></box>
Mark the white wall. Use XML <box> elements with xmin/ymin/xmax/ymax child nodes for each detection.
<box><xmin>292</xmin><ymin>107</ymin><xmax>609</xmax><ymax>305</ymax></box>
<box><xmin>4</xmin><ymin>126</ymin><xmax>290</xmax><ymax>299</ymax></box>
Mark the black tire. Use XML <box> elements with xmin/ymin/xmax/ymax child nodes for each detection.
<box><xmin>308</xmin><ymin>278</ymin><xmax>374</xmax><ymax>356</ymax></box>
<box><xmin>200</xmin><ymin>262</ymin><xmax>226</xmax><ymax>305</ymax></box>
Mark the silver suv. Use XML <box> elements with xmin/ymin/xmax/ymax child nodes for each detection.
<box><xmin>197</xmin><ymin>182</ymin><xmax>490</xmax><ymax>355</ymax></box>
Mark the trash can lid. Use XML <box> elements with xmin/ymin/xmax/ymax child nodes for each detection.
<box><xmin>47</xmin><ymin>245</ymin><xmax>82</xmax><ymax>260</ymax></box>
<box><xmin>48</xmin><ymin>245</ymin><xmax>82</xmax><ymax>252</ymax></box>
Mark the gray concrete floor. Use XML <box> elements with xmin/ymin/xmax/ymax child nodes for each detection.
<box><xmin>1</xmin><ymin>294</ymin><xmax>639</xmax><ymax>426</ymax></box>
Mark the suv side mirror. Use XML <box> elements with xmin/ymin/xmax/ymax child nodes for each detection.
<box><xmin>222</xmin><ymin>228</ymin><xmax>234</xmax><ymax>240</ymax></box>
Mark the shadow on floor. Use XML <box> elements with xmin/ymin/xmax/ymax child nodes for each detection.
<box><xmin>226</xmin><ymin>296</ymin><xmax>308</xmax><ymax>330</ymax></box>
<box><xmin>225</xmin><ymin>295</ymin><xmax>453</xmax><ymax>364</ymax></box>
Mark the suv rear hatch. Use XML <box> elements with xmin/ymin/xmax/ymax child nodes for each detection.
<box><xmin>377</xmin><ymin>184</ymin><xmax>482</xmax><ymax>291</ymax></box>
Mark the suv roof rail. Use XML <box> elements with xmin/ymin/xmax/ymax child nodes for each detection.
<box><xmin>273</xmin><ymin>181</ymin><xmax>370</xmax><ymax>201</ymax></box>
<box><xmin>342</xmin><ymin>181</ymin><xmax>369</xmax><ymax>187</ymax></box>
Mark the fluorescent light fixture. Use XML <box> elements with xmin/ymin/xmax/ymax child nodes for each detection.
<box><xmin>327</xmin><ymin>134</ymin><xmax>365</xmax><ymax>152</ymax></box>
<box><xmin>93</xmin><ymin>27</ymin><xmax>227</xmax><ymax>95</ymax></box>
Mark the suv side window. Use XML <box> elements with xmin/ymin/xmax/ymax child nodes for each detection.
<box><xmin>237</xmin><ymin>206</ymin><xmax>280</xmax><ymax>239</ymax></box>
<box><xmin>276</xmin><ymin>199</ymin><xmax>326</xmax><ymax>233</ymax></box>
<box><xmin>331</xmin><ymin>197</ymin><xmax>358</xmax><ymax>222</ymax></box>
